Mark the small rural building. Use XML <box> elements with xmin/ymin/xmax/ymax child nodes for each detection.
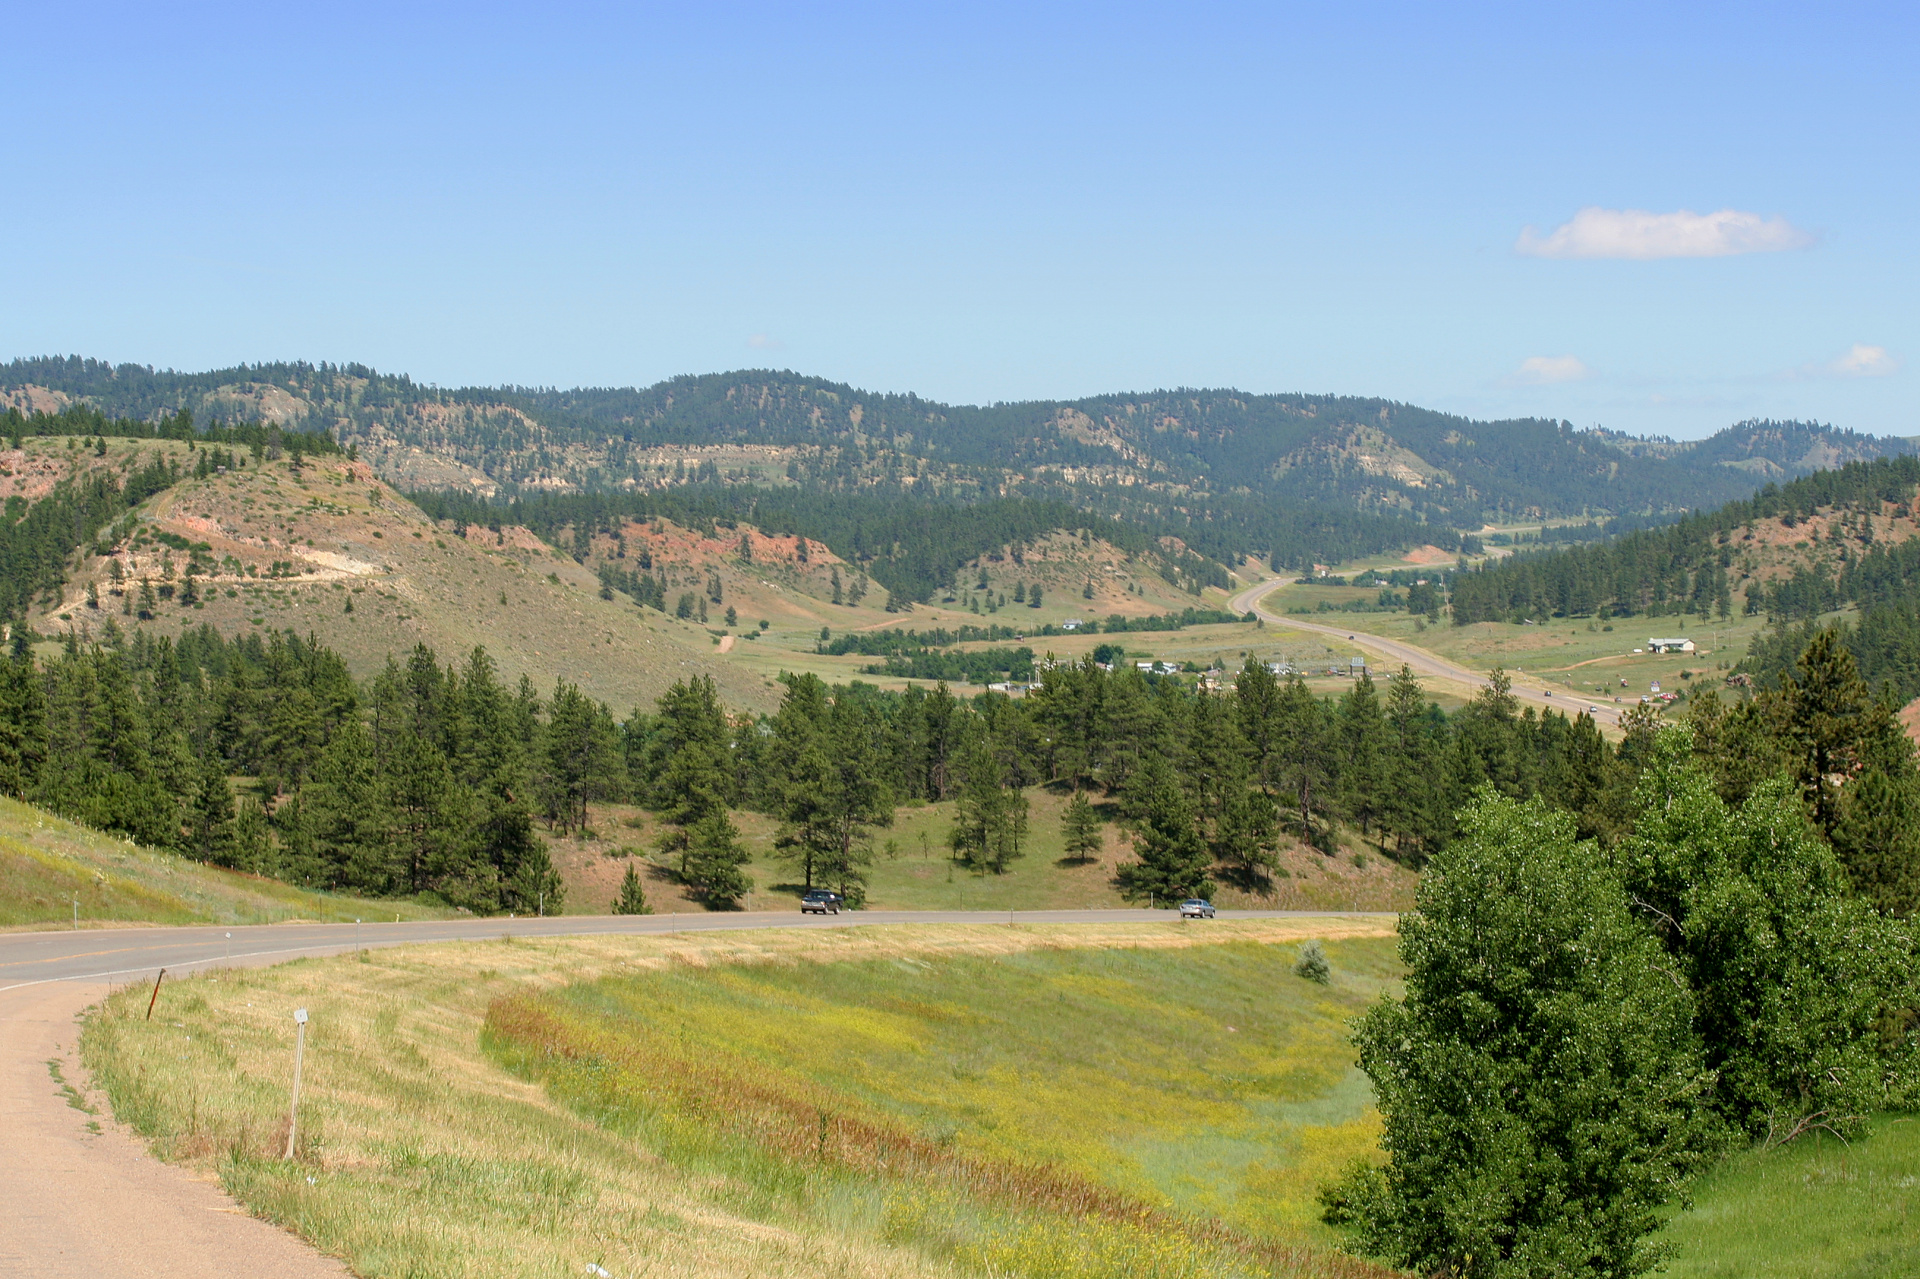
<box><xmin>1349</xmin><ymin>656</ymin><xmax>1368</xmax><ymax>677</ymax></box>
<box><xmin>1647</xmin><ymin>638</ymin><xmax>1695</xmax><ymax>654</ymax></box>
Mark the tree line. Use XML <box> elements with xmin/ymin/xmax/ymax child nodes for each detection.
<box><xmin>0</xmin><ymin>626</ymin><xmax>567</xmax><ymax>913</ymax></box>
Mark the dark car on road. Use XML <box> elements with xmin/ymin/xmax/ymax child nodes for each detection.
<box><xmin>801</xmin><ymin>889</ymin><xmax>843</xmax><ymax>915</ymax></box>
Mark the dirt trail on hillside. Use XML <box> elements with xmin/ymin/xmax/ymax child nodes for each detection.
<box><xmin>0</xmin><ymin>980</ymin><xmax>348</xmax><ymax>1278</ymax></box>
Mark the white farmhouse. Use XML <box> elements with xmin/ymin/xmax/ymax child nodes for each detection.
<box><xmin>1646</xmin><ymin>637</ymin><xmax>1695</xmax><ymax>654</ymax></box>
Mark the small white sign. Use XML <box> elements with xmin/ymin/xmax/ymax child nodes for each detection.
<box><xmin>294</xmin><ymin>1008</ymin><xmax>309</xmax><ymax>1024</ymax></box>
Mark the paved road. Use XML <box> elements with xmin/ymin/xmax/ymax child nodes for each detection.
<box><xmin>0</xmin><ymin>907</ymin><xmax>1388</xmax><ymax>991</ymax></box>
<box><xmin>1231</xmin><ymin>577</ymin><xmax>1624</xmax><ymax>728</ymax></box>
<box><xmin>1</xmin><ymin>908</ymin><xmax>1385</xmax><ymax>1278</ymax></box>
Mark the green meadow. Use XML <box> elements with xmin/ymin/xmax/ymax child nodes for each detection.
<box><xmin>1659</xmin><ymin>1116</ymin><xmax>1920</xmax><ymax>1278</ymax></box>
<box><xmin>492</xmin><ymin>934</ymin><xmax>1403</xmax><ymax>1273</ymax></box>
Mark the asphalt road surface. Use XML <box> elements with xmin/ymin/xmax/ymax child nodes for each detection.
<box><xmin>1</xmin><ymin>907</ymin><xmax>1385</xmax><ymax>1278</ymax></box>
<box><xmin>1230</xmin><ymin>577</ymin><xmax>1624</xmax><ymax>728</ymax></box>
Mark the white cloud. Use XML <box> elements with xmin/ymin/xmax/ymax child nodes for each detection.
<box><xmin>747</xmin><ymin>333</ymin><xmax>784</xmax><ymax>351</ymax></box>
<box><xmin>1828</xmin><ymin>343</ymin><xmax>1899</xmax><ymax>377</ymax></box>
<box><xmin>1516</xmin><ymin>207</ymin><xmax>1813</xmax><ymax>260</ymax></box>
<box><xmin>1510</xmin><ymin>355</ymin><xmax>1591</xmax><ymax>385</ymax></box>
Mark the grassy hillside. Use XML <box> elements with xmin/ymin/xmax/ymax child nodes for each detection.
<box><xmin>80</xmin><ymin>920</ymin><xmax>1399</xmax><ymax>1279</ymax></box>
<box><xmin>0</xmin><ymin>796</ymin><xmax>449</xmax><ymax>930</ymax></box>
<box><xmin>1657</xmin><ymin>1116</ymin><xmax>1920</xmax><ymax>1277</ymax></box>
<box><xmin>16</xmin><ymin>437</ymin><xmax>799</xmax><ymax>712</ymax></box>
<box><xmin>549</xmin><ymin>791</ymin><xmax>1419</xmax><ymax>917</ymax></box>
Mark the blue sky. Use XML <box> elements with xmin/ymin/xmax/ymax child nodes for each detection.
<box><xmin>4</xmin><ymin>1</ymin><xmax>1914</xmax><ymax>438</ymax></box>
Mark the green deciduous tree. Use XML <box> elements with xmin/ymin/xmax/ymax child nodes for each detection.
<box><xmin>1333</xmin><ymin>789</ymin><xmax>1715</xmax><ymax>1279</ymax></box>
<box><xmin>1616</xmin><ymin>731</ymin><xmax>1914</xmax><ymax>1138</ymax></box>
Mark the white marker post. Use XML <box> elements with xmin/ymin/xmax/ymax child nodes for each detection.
<box><xmin>224</xmin><ymin>932</ymin><xmax>231</xmax><ymax>963</ymax></box>
<box><xmin>284</xmin><ymin>1008</ymin><xmax>308</xmax><ymax>1160</ymax></box>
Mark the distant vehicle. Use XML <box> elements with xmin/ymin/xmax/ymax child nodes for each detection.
<box><xmin>800</xmin><ymin>889</ymin><xmax>843</xmax><ymax>915</ymax></box>
<box><xmin>1543</xmin><ymin>690</ymin><xmax>1552</xmax><ymax>697</ymax></box>
<box><xmin>1590</xmin><ymin>705</ymin><xmax>1601</xmax><ymax>714</ymax></box>
<box><xmin>1179</xmin><ymin>898</ymin><xmax>1216</xmax><ymax>919</ymax></box>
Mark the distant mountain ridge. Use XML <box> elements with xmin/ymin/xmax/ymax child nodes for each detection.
<box><xmin>4</xmin><ymin>356</ymin><xmax>1910</xmax><ymax>526</ymax></box>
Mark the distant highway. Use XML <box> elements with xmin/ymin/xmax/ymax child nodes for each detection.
<box><xmin>0</xmin><ymin>908</ymin><xmax>1392</xmax><ymax>991</ymax></box>
<box><xmin>1230</xmin><ymin>578</ymin><xmax>1624</xmax><ymax>728</ymax></box>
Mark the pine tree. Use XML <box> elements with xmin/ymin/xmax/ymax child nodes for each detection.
<box><xmin>541</xmin><ymin>680</ymin><xmax>623</xmax><ymax>834</ymax></box>
<box><xmin>1334</xmin><ymin>671</ymin><xmax>1389</xmax><ymax>835</ymax></box>
<box><xmin>1213</xmin><ymin>773</ymin><xmax>1279</xmax><ymax>892</ymax></box>
<box><xmin>1380</xmin><ymin>664</ymin><xmax>1438</xmax><ymax>856</ymax></box>
<box><xmin>1828</xmin><ymin>696</ymin><xmax>1920</xmax><ymax>914</ymax></box>
<box><xmin>190</xmin><ymin>753</ymin><xmax>239</xmax><ymax>866</ymax></box>
<box><xmin>1273</xmin><ymin>675</ymin><xmax>1332</xmax><ymax>847</ymax></box>
<box><xmin>647</xmin><ymin>677</ymin><xmax>734</xmax><ymax>875</ymax></box>
<box><xmin>233</xmin><ymin>795</ymin><xmax>274</xmax><ymax>874</ymax></box>
<box><xmin>769</xmin><ymin>676</ymin><xmax>890</xmax><ymax>904</ymax></box>
<box><xmin>684</xmin><ymin>810</ymin><xmax>752</xmax><ymax>908</ymax></box>
<box><xmin>1062</xmin><ymin>789</ymin><xmax>1102</xmax><ymax>863</ymax></box>
<box><xmin>0</xmin><ymin>651</ymin><xmax>46</xmax><ymax>797</ymax></box>
<box><xmin>306</xmin><ymin>720</ymin><xmax>395</xmax><ymax>893</ymax></box>
<box><xmin>948</xmin><ymin>736</ymin><xmax>1028</xmax><ymax>873</ymax></box>
<box><xmin>612</xmin><ymin>860</ymin><xmax>652</xmax><ymax>914</ymax></box>
<box><xmin>1115</xmin><ymin>757</ymin><xmax>1213</xmax><ymax>903</ymax></box>
<box><xmin>1776</xmin><ymin>627</ymin><xmax>1872</xmax><ymax>839</ymax></box>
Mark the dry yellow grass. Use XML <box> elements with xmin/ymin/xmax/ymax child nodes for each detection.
<box><xmin>81</xmin><ymin>918</ymin><xmax>1395</xmax><ymax>1279</ymax></box>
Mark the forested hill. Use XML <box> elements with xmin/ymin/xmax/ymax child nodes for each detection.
<box><xmin>6</xmin><ymin>357</ymin><xmax>1908</xmax><ymax>527</ymax></box>
<box><xmin>1449</xmin><ymin>454</ymin><xmax>1920</xmax><ymax>702</ymax></box>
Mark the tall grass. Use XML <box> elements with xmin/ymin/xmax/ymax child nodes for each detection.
<box><xmin>80</xmin><ymin>919</ymin><xmax>1398</xmax><ymax>1279</ymax></box>
<box><xmin>487</xmin><ymin>939</ymin><xmax>1403</xmax><ymax>1277</ymax></box>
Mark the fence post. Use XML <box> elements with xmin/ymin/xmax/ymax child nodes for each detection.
<box><xmin>284</xmin><ymin>1008</ymin><xmax>308</xmax><ymax>1160</ymax></box>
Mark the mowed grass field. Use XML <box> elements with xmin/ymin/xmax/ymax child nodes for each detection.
<box><xmin>80</xmin><ymin>919</ymin><xmax>1399</xmax><ymax>1279</ymax></box>
<box><xmin>0</xmin><ymin>796</ymin><xmax>450</xmax><ymax>930</ymax></box>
